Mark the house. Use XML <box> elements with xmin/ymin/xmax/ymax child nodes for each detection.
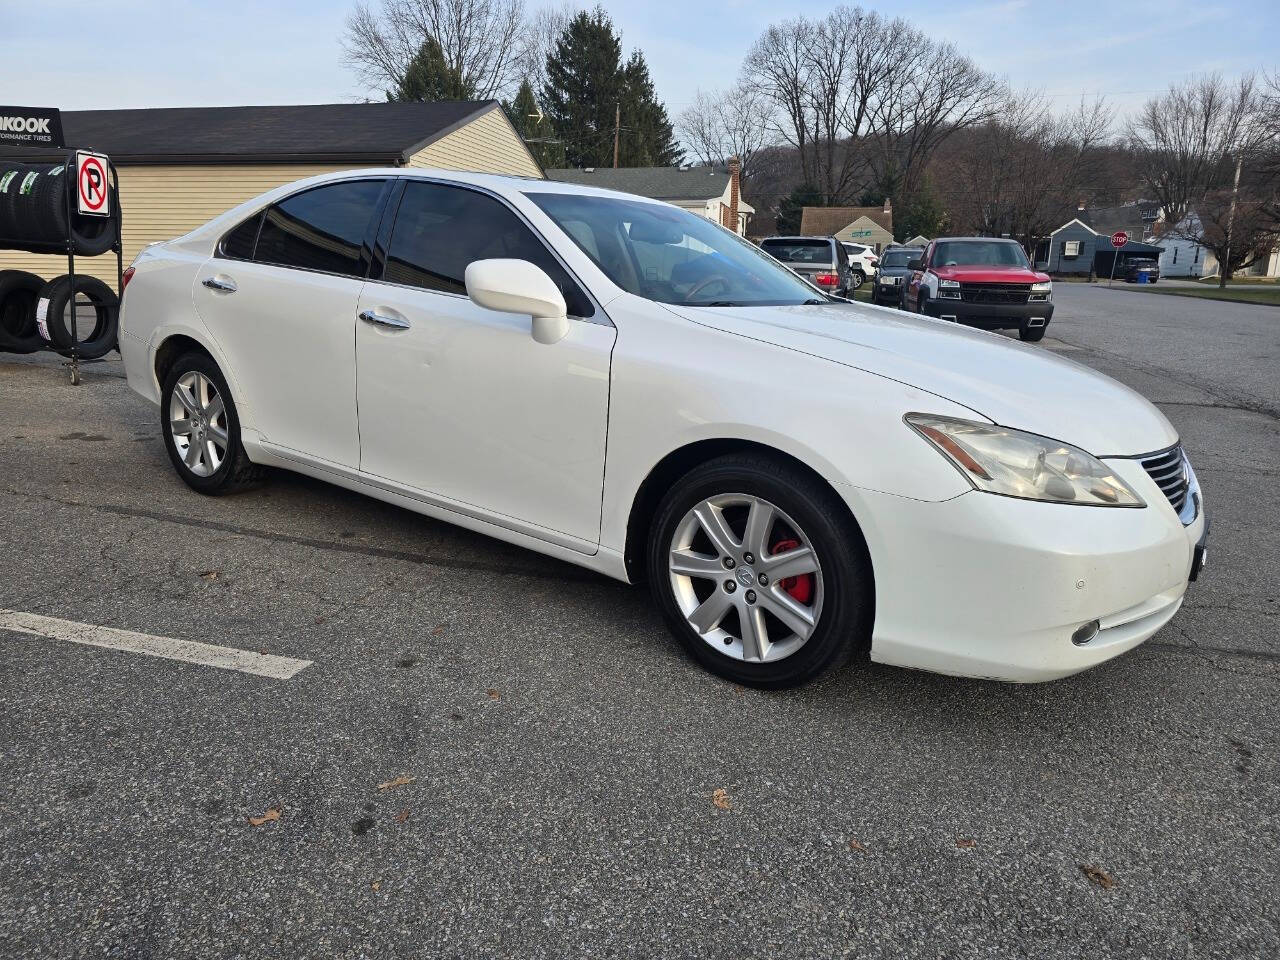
<box><xmin>1040</xmin><ymin>204</ymin><xmax>1164</xmax><ymax>277</ymax></box>
<box><xmin>546</xmin><ymin>162</ymin><xmax>753</xmax><ymax>235</ymax></box>
<box><xmin>799</xmin><ymin>200</ymin><xmax>894</xmax><ymax>253</ymax></box>
<box><xmin>0</xmin><ymin>101</ymin><xmax>543</xmax><ymax>283</ymax></box>
<box><xmin>902</xmin><ymin>235</ymin><xmax>930</xmax><ymax>248</ymax></box>
<box><xmin>1153</xmin><ymin>210</ymin><xmax>1280</xmax><ymax>279</ymax></box>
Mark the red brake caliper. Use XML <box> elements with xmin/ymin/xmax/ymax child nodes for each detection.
<box><xmin>770</xmin><ymin>538</ymin><xmax>813</xmax><ymax>605</ymax></box>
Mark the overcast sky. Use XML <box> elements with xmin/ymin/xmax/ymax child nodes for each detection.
<box><xmin>4</xmin><ymin>0</ymin><xmax>1275</xmax><ymax>127</ymax></box>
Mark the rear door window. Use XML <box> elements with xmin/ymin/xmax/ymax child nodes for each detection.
<box><xmin>381</xmin><ymin>180</ymin><xmax>593</xmax><ymax>318</ymax></box>
<box><xmin>761</xmin><ymin>239</ymin><xmax>834</xmax><ymax>265</ymax></box>
<box><xmin>254</xmin><ymin>179</ymin><xmax>385</xmax><ymax>278</ymax></box>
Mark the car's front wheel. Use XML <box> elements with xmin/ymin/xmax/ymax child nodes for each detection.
<box><xmin>647</xmin><ymin>454</ymin><xmax>873</xmax><ymax>688</ymax></box>
<box><xmin>161</xmin><ymin>351</ymin><xmax>263</xmax><ymax>494</ymax></box>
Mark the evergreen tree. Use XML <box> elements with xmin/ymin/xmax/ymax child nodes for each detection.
<box><xmin>505</xmin><ymin>80</ymin><xmax>565</xmax><ymax>169</ymax></box>
<box><xmin>776</xmin><ymin>184</ymin><xmax>824</xmax><ymax>234</ymax></box>
<box><xmin>541</xmin><ymin>9</ymin><xmax>682</xmax><ymax>168</ymax></box>
<box><xmin>620</xmin><ymin>52</ymin><xmax>683</xmax><ymax>167</ymax></box>
<box><xmin>387</xmin><ymin>37</ymin><xmax>473</xmax><ymax>103</ymax></box>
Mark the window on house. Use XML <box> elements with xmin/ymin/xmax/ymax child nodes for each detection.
<box><xmin>1063</xmin><ymin>240</ymin><xmax>1081</xmax><ymax>258</ymax></box>
<box><xmin>1173</xmin><ymin>248</ymin><xmax>1178</xmax><ymax>264</ymax></box>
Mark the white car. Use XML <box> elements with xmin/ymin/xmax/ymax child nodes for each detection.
<box><xmin>841</xmin><ymin>242</ymin><xmax>879</xmax><ymax>287</ymax></box>
<box><xmin>118</xmin><ymin>168</ymin><xmax>1207</xmax><ymax>688</ymax></box>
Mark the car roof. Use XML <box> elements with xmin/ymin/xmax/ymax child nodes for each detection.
<box><xmin>763</xmin><ymin>236</ymin><xmax>836</xmax><ymax>242</ymax></box>
<box><xmin>933</xmin><ymin>236</ymin><xmax>1022</xmax><ymax>244</ymax></box>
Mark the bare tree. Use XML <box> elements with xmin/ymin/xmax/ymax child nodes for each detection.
<box><xmin>867</xmin><ymin>36</ymin><xmax>1006</xmax><ymax>209</ymax></box>
<box><xmin>743</xmin><ymin>17</ymin><xmax>819</xmax><ymax>187</ymax></box>
<box><xmin>344</xmin><ymin>0</ymin><xmax>528</xmax><ymax>102</ymax></box>
<box><xmin>677</xmin><ymin>85</ymin><xmax>777</xmax><ymax>183</ymax></box>
<box><xmin>522</xmin><ymin>3</ymin><xmax>576</xmax><ymax>96</ymax></box>
<box><xmin>1127</xmin><ymin>73</ymin><xmax>1265</xmax><ymax>231</ymax></box>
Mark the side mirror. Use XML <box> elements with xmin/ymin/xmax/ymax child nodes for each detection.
<box><xmin>907</xmin><ymin>258</ymin><xmax>923</xmax><ymax>270</ymax></box>
<box><xmin>464</xmin><ymin>258</ymin><xmax>569</xmax><ymax>345</ymax></box>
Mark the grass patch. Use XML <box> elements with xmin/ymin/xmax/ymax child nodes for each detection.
<box><xmin>1194</xmin><ymin>276</ymin><xmax>1277</xmax><ymax>286</ymax></box>
<box><xmin>1111</xmin><ymin>284</ymin><xmax>1280</xmax><ymax>307</ymax></box>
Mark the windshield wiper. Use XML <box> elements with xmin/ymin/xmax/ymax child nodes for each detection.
<box><xmin>802</xmin><ymin>298</ymin><xmax>828</xmax><ymax>305</ymax></box>
<box><xmin>700</xmin><ymin>301</ymin><xmax>741</xmax><ymax>307</ymax></box>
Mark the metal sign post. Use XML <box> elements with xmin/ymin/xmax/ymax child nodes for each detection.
<box><xmin>1108</xmin><ymin>231</ymin><xmax>1128</xmax><ymax>286</ymax></box>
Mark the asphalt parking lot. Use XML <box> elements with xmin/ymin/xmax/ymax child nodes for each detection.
<box><xmin>1</xmin><ymin>282</ymin><xmax>1277</xmax><ymax>959</ymax></box>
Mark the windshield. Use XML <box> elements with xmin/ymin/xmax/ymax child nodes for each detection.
<box><xmin>761</xmin><ymin>239</ymin><xmax>835</xmax><ymax>264</ymax></box>
<box><xmin>932</xmin><ymin>241</ymin><xmax>1029</xmax><ymax>268</ymax></box>
<box><xmin>527</xmin><ymin>193</ymin><xmax>825</xmax><ymax>306</ymax></box>
<box><xmin>881</xmin><ymin>250</ymin><xmax>917</xmax><ymax>268</ymax></box>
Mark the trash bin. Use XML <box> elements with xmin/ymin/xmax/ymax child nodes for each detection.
<box><xmin>1137</xmin><ymin>272</ymin><xmax>1149</xmax><ymax>284</ymax></box>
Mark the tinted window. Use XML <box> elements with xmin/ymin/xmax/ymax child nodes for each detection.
<box><xmin>220</xmin><ymin>213</ymin><xmax>261</xmax><ymax>260</ymax></box>
<box><xmin>880</xmin><ymin>250</ymin><xmax>917</xmax><ymax>268</ymax></box>
<box><xmin>760</xmin><ymin>239</ymin><xmax>835</xmax><ymax>265</ymax></box>
<box><xmin>932</xmin><ymin>240</ymin><xmax>1029</xmax><ymax>268</ymax></box>
<box><xmin>384</xmin><ymin>181</ymin><xmax>593</xmax><ymax>318</ymax></box>
<box><xmin>254</xmin><ymin>180</ymin><xmax>384</xmax><ymax>277</ymax></box>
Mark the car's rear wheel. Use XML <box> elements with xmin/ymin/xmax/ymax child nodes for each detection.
<box><xmin>161</xmin><ymin>352</ymin><xmax>264</xmax><ymax>494</ymax></box>
<box><xmin>647</xmin><ymin>454</ymin><xmax>873</xmax><ymax>688</ymax></box>
<box><xmin>850</xmin><ymin>270</ymin><xmax>865</xmax><ymax>290</ymax></box>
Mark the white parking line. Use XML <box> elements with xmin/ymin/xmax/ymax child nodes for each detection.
<box><xmin>0</xmin><ymin>609</ymin><xmax>313</xmax><ymax>680</ymax></box>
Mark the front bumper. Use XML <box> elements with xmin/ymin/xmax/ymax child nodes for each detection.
<box><xmin>924</xmin><ymin>297</ymin><xmax>1054</xmax><ymax>329</ymax></box>
<box><xmin>835</xmin><ymin>457</ymin><xmax>1204</xmax><ymax>682</ymax></box>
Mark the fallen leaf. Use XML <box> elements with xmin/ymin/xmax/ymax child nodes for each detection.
<box><xmin>371</xmin><ymin>880</ymin><xmax>381</xmax><ymax>892</ymax></box>
<box><xmin>848</xmin><ymin>839</ymin><xmax>867</xmax><ymax>853</ymax></box>
<box><xmin>198</xmin><ymin>570</ymin><xmax>219</xmax><ymax>581</ymax></box>
<box><xmin>712</xmin><ymin>788</ymin><xmax>731</xmax><ymax>811</ymax></box>
<box><xmin>1080</xmin><ymin>864</ymin><xmax>1115</xmax><ymax>889</ymax></box>
<box><xmin>432</xmin><ymin>625</ymin><xmax>445</xmax><ymax>636</ymax></box>
<box><xmin>956</xmin><ymin>838</ymin><xmax>977</xmax><ymax>849</ymax></box>
<box><xmin>486</xmin><ymin>689</ymin><xmax>500</xmax><ymax>700</ymax></box>
<box><xmin>395</xmin><ymin>808</ymin><xmax>410</xmax><ymax>824</ymax></box>
<box><xmin>247</xmin><ymin>805</ymin><xmax>281</xmax><ymax>826</ymax></box>
<box><xmin>377</xmin><ymin>775</ymin><xmax>416</xmax><ymax>791</ymax></box>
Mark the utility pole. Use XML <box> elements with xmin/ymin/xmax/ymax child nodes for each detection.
<box><xmin>613</xmin><ymin>102</ymin><xmax>620</xmax><ymax>169</ymax></box>
<box><xmin>1221</xmin><ymin>153</ymin><xmax>1243</xmax><ymax>289</ymax></box>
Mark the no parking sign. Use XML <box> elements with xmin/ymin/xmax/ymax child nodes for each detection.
<box><xmin>76</xmin><ymin>150</ymin><xmax>109</xmax><ymax>216</ymax></box>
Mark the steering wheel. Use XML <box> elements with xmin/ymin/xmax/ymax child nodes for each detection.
<box><xmin>685</xmin><ymin>274</ymin><xmax>732</xmax><ymax>302</ymax></box>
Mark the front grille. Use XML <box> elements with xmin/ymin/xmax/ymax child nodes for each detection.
<box><xmin>959</xmin><ymin>282</ymin><xmax>1031</xmax><ymax>304</ymax></box>
<box><xmin>1140</xmin><ymin>445</ymin><xmax>1190</xmax><ymax>513</ymax></box>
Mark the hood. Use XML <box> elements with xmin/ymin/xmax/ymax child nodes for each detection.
<box><xmin>663</xmin><ymin>301</ymin><xmax>1176</xmax><ymax>456</ymax></box>
<box><xmin>930</xmin><ymin>265</ymin><xmax>1048</xmax><ymax>284</ymax></box>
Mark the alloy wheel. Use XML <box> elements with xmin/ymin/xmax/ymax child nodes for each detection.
<box><xmin>668</xmin><ymin>493</ymin><xmax>824</xmax><ymax>663</ymax></box>
<box><xmin>168</xmin><ymin>370</ymin><xmax>228</xmax><ymax>478</ymax></box>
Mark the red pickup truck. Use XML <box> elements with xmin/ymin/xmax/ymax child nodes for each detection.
<box><xmin>903</xmin><ymin>237</ymin><xmax>1054</xmax><ymax>342</ymax></box>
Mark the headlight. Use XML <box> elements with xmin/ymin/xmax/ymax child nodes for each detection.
<box><xmin>939</xmin><ymin>279</ymin><xmax>960</xmax><ymax>288</ymax></box>
<box><xmin>1030</xmin><ymin>282</ymin><xmax>1052</xmax><ymax>292</ymax></box>
<box><xmin>905</xmin><ymin>414</ymin><xmax>1145</xmax><ymax>506</ymax></box>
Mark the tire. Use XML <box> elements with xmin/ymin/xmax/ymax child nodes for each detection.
<box><xmin>1019</xmin><ymin>322</ymin><xmax>1047</xmax><ymax>342</ymax></box>
<box><xmin>0</xmin><ymin>163</ymin><xmax>28</xmax><ymax>241</ymax></box>
<box><xmin>10</xmin><ymin>163</ymin><xmax>116</xmax><ymax>256</ymax></box>
<box><xmin>850</xmin><ymin>270</ymin><xmax>865</xmax><ymax>290</ymax></box>
<box><xmin>647</xmin><ymin>453</ymin><xmax>873</xmax><ymax>688</ymax></box>
<box><xmin>161</xmin><ymin>352</ymin><xmax>265</xmax><ymax>495</ymax></box>
<box><xmin>34</xmin><ymin>274</ymin><xmax>119</xmax><ymax>360</ymax></box>
<box><xmin>0</xmin><ymin>270</ymin><xmax>46</xmax><ymax>354</ymax></box>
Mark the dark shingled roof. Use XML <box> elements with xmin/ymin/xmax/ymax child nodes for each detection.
<box><xmin>2</xmin><ymin>101</ymin><xmax>501</xmax><ymax>165</ymax></box>
<box><xmin>546</xmin><ymin>166</ymin><xmax>731</xmax><ymax>201</ymax></box>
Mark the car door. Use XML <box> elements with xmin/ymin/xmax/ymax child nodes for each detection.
<box><xmin>906</xmin><ymin>241</ymin><xmax>934</xmax><ymax>310</ymax></box>
<box><xmin>353</xmin><ymin>179</ymin><xmax>614</xmax><ymax>550</ymax></box>
<box><xmin>194</xmin><ymin>178</ymin><xmax>388</xmax><ymax>468</ymax></box>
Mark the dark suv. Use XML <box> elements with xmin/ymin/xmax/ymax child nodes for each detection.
<box><xmin>1121</xmin><ymin>258</ymin><xmax>1160</xmax><ymax>283</ymax></box>
<box><xmin>759</xmin><ymin>236</ymin><xmax>852</xmax><ymax>297</ymax></box>
<box><xmin>871</xmin><ymin>247</ymin><xmax>923</xmax><ymax>306</ymax></box>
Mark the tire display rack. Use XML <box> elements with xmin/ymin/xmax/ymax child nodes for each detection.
<box><xmin>0</xmin><ymin>147</ymin><xmax>123</xmax><ymax>385</ymax></box>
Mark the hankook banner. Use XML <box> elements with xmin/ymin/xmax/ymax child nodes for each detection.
<box><xmin>0</xmin><ymin>106</ymin><xmax>65</xmax><ymax>149</ymax></box>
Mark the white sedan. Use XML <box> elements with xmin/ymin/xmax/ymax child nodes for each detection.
<box><xmin>118</xmin><ymin>168</ymin><xmax>1207</xmax><ymax>688</ymax></box>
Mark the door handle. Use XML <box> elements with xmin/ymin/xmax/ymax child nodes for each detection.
<box><xmin>201</xmin><ymin>276</ymin><xmax>237</xmax><ymax>293</ymax></box>
<box><xmin>359</xmin><ymin>309</ymin><xmax>410</xmax><ymax>330</ymax></box>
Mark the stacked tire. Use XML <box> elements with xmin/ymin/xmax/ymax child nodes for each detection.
<box><xmin>0</xmin><ymin>270</ymin><xmax>119</xmax><ymax>359</ymax></box>
<box><xmin>0</xmin><ymin>160</ymin><xmax>117</xmax><ymax>255</ymax></box>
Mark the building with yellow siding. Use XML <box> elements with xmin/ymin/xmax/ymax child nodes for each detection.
<box><xmin>0</xmin><ymin>101</ymin><xmax>543</xmax><ymax>284</ymax></box>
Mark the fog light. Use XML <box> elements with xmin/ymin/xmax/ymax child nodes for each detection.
<box><xmin>1071</xmin><ymin>620</ymin><xmax>1100</xmax><ymax>646</ymax></box>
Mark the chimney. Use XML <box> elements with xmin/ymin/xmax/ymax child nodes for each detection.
<box><xmin>725</xmin><ymin>156</ymin><xmax>741</xmax><ymax>233</ymax></box>
<box><xmin>883</xmin><ymin>196</ymin><xmax>892</xmax><ymax>215</ymax></box>
<box><xmin>1078</xmin><ymin>200</ymin><xmax>1086</xmax><ymax>211</ymax></box>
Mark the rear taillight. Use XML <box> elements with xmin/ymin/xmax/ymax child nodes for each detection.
<box><xmin>814</xmin><ymin>273</ymin><xmax>838</xmax><ymax>287</ymax></box>
<box><xmin>121</xmin><ymin>266</ymin><xmax>136</xmax><ymax>295</ymax></box>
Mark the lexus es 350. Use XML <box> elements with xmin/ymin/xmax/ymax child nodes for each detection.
<box><xmin>118</xmin><ymin>169</ymin><xmax>1207</xmax><ymax>688</ymax></box>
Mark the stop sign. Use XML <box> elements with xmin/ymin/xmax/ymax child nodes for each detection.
<box><xmin>1111</xmin><ymin>230</ymin><xmax>1128</xmax><ymax>248</ymax></box>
